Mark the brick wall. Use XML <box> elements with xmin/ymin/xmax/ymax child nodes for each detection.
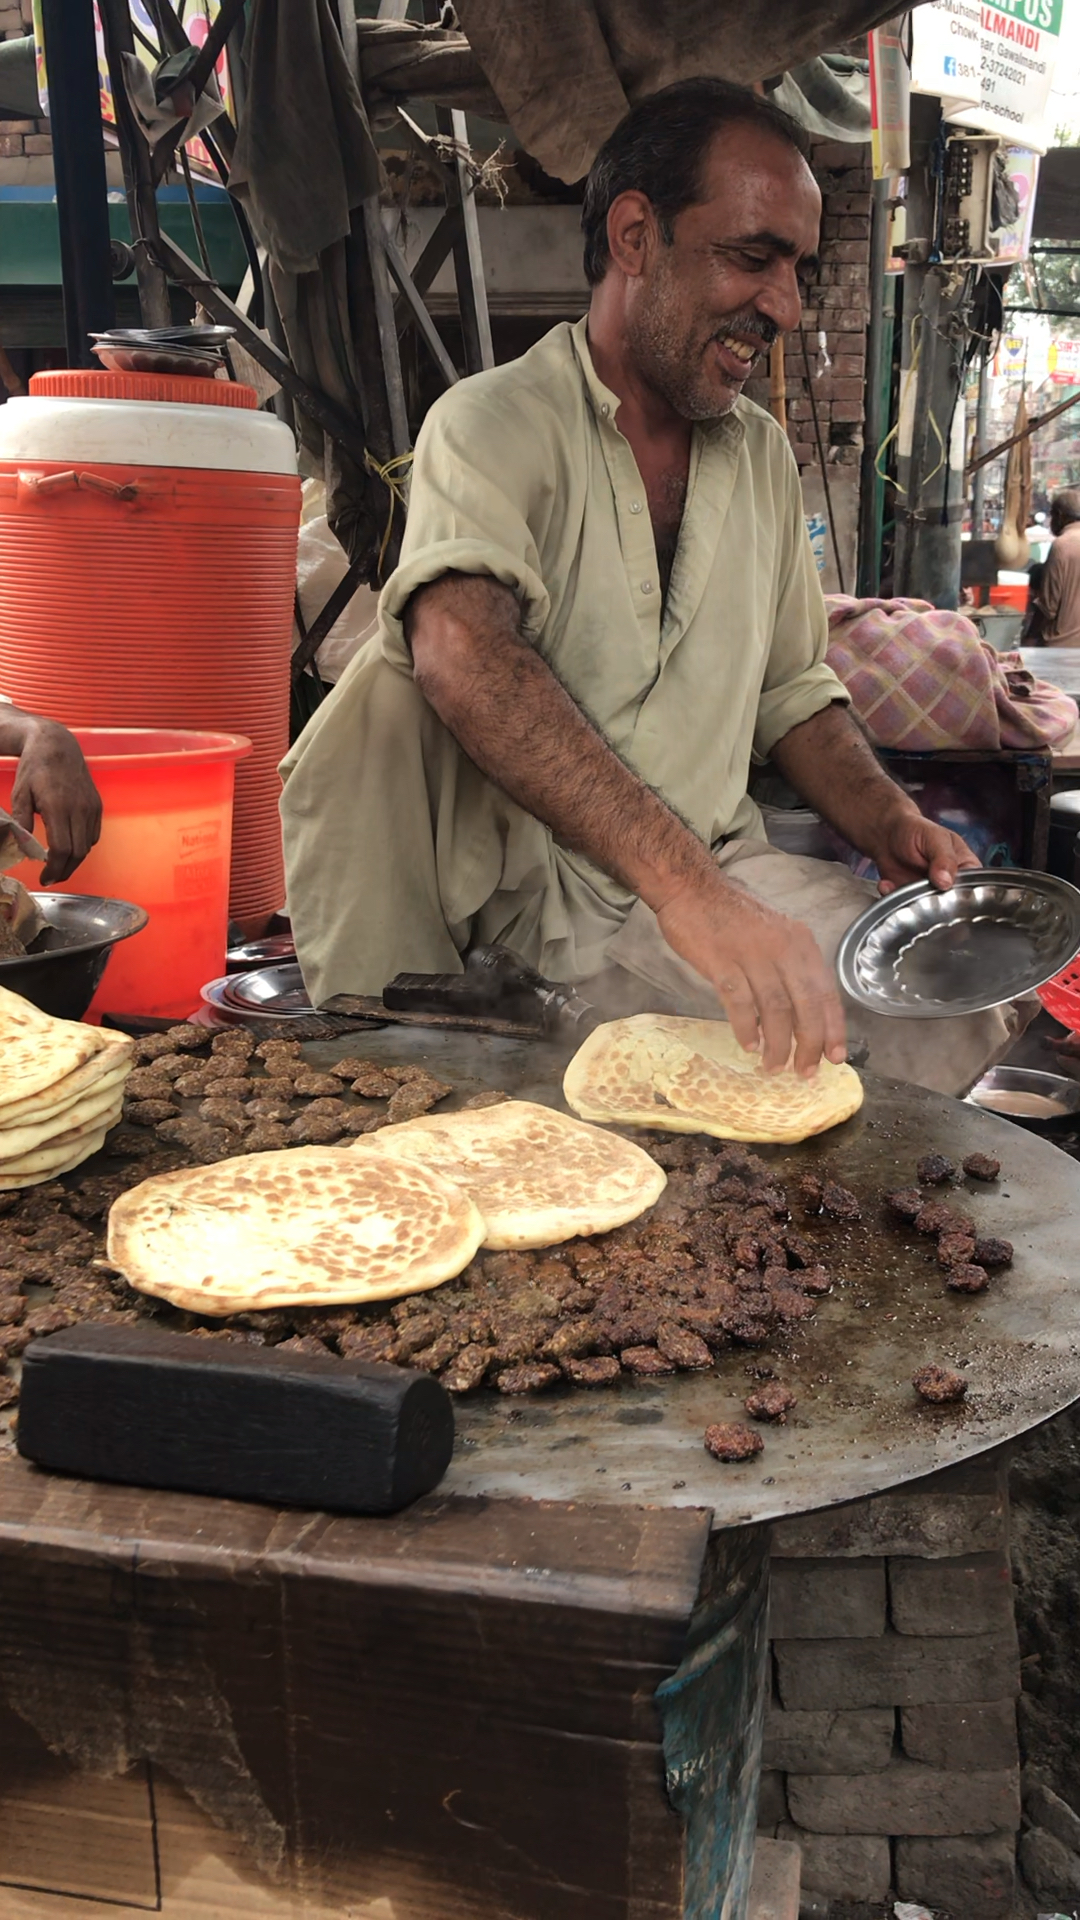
<box><xmin>759</xmin><ymin>1454</ymin><xmax>1021</xmax><ymax>1916</ymax></box>
<box><xmin>744</xmin><ymin>137</ymin><xmax>873</xmax><ymax>593</ymax></box>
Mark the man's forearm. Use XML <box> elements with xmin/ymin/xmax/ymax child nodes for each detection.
<box><xmin>407</xmin><ymin>576</ymin><xmax>715</xmax><ymax>913</ymax></box>
<box><xmin>771</xmin><ymin>703</ymin><xmax>917</xmax><ymax>856</ymax></box>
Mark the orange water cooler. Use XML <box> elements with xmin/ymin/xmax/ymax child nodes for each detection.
<box><xmin>0</xmin><ymin>371</ymin><xmax>301</xmax><ymax>941</ymax></box>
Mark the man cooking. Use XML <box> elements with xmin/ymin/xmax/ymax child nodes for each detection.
<box><xmin>281</xmin><ymin>79</ymin><xmax>1019</xmax><ymax>1097</ymax></box>
<box><xmin>1033</xmin><ymin>489</ymin><xmax>1080</xmax><ymax>648</ymax></box>
<box><xmin>0</xmin><ymin>704</ymin><xmax>101</xmax><ymax>882</ymax></box>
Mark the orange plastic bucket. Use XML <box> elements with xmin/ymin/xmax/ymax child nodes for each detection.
<box><xmin>0</xmin><ymin>726</ymin><xmax>251</xmax><ymax>1019</ymax></box>
<box><xmin>0</xmin><ymin>373</ymin><xmax>300</xmax><ymax>929</ymax></box>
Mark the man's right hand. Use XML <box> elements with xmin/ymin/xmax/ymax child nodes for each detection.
<box><xmin>655</xmin><ymin>867</ymin><xmax>849</xmax><ymax>1077</ymax></box>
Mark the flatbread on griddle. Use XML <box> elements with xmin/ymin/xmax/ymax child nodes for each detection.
<box><xmin>0</xmin><ymin>984</ymin><xmax>105</xmax><ymax>1110</ymax></box>
<box><xmin>564</xmin><ymin>1014</ymin><xmax>863</xmax><ymax>1145</ymax></box>
<box><xmin>356</xmin><ymin>1099</ymin><xmax>666</xmax><ymax>1250</ymax></box>
<box><xmin>107</xmin><ymin>1146</ymin><xmax>487</xmax><ymax>1316</ymax></box>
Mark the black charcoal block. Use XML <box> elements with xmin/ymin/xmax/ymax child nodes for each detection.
<box><xmin>17</xmin><ymin>1323</ymin><xmax>454</xmax><ymax>1515</ymax></box>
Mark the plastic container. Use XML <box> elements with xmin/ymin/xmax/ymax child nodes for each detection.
<box><xmin>1038</xmin><ymin>959</ymin><xmax>1080</xmax><ymax>1031</ymax></box>
<box><xmin>0</xmin><ymin>372</ymin><xmax>300</xmax><ymax>928</ymax></box>
<box><xmin>990</xmin><ymin>582</ymin><xmax>1029</xmax><ymax>613</ymax></box>
<box><xmin>0</xmin><ymin>727</ymin><xmax>251</xmax><ymax>1019</ymax></box>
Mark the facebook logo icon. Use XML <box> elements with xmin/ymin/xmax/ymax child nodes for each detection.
<box><xmin>944</xmin><ymin>55</ymin><xmax>958</xmax><ymax>74</ymax></box>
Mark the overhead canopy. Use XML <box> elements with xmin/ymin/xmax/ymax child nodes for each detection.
<box><xmin>448</xmin><ymin>0</ymin><xmax>895</xmax><ymax>182</ymax></box>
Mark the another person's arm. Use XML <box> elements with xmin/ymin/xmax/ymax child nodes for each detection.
<box><xmin>0</xmin><ymin>706</ymin><xmax>101</xmax><ymax>883</ymax></box>
<box><xmin>407</xmin><ymin>574</ymin><xmax>847</xmax><ymax>1077</ymax></box>
<box><xmin>771</xmin><ymin>703</ymin><xmax>979</xmax><ymax>895</ymax></box>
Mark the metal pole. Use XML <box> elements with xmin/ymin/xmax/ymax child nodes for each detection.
<box><xmin>894</xmin><ymin>98</ymin><xmax>966</xmax><ymax>609</ymax></box>
<box><xmin>98</xmin><ymin>0</ymin><xmax>173</xmax><ymax>329</ymax></box>
<box><xmin>858</xmin><ymin>178</ymin><xmax>889</xmax><ymax>596</ymax></box>
<box><xmin>39</xmin><ymin>0</ymin><xmax>115</xmax><ymax>365</ymax></box>
<box><xmin>971</xmin><ymin>354</ymin><xmax>991</xmax><ymax>535</ymax></box>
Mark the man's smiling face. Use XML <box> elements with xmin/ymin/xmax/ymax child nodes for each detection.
<box><xmin>622</xmin><ymin>121</ymin><xmax>821</xmax><ymax>422</ymax></box>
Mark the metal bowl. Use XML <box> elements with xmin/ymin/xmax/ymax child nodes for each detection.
<box><xmin>836</xmin><ymin>869</ymin><xmax>1080</xmax><ymax>1018</ymax></box>
<box><xmin>966</xmin><ymin>1066</ymin><xmax>1080</xmax><ymax>1128</ymax></box>
<box><xmin>0</xmin><ymin>893</ymin><xmax>148</xmax><ymax>1020</ymax></box>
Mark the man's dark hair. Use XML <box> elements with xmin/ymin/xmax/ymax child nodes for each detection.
<box><xmin>581</xmin><ymin>79</ymin><xmax>809</xmax><ymax>288</ymax></box>
<box><xmin>1052</xmin><ymin>487</ymin><xmax>1080</xmax><ymax>530</ymax></box>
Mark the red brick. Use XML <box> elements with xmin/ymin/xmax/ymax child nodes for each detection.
<box><xmin>895</xmin><ymin>1834</ymin><xmax>1015</xmax><ymax>1919</ymax></box>
<box><xmin>901</xmin><ymin>1700</ymin><xmax>1018</xmax><ymax>1771</ymax></box>
<box><xmin>830</xmin><ymin>378</ymin><xmax>865</xmax><ymax>402</ymax></box>
<box><xmin>23</xmin><ymin>135</ymin><xmax>51</xmax><ymax>153</ymax></box>
<box><xmin>788</xmin><ymin>1760</ymin><xmax>1020</xmax><ymax>1837</ymax></box>
<box><xmin>889</xmin><ymin>1552</ymin><xmax>1015</xmax><ymax>1638</ymax></box>
<box><xmin>0</xmin><ymin>118</ymin><xmax>35</xmax><ymax>132</ymax></box>
<box><xmin>831</xmin><ymin>402</ymin><xmax>864</xmax><ymax>422</ymax></box>
<box><xmin>838</xmin><ymin>215</ymin><xmax>871</xmax><ymax>239</ymax></box>
<box><xmin>783</xmin><ymin>1829</ymin><xmax>891</xmax><ymax>1903</ymax></box>
<box><xmin>833</xmin><ymin>353</ymin><xmax>865</xmax><ymax>378</ymax></box>
<box><xmin>834</xmin><ymin>241</ymin><xmax>870</xmax><ymax>266</ymax></box>
<box><xmin>0</xmin><ymin>134</ymin><xmax>22</xmax><ymax>154</ymax></box>
<box><xmin>774</xmin><ymin>1626</ymin><xmax>1019</xmax><ymax>1709</ymax></box>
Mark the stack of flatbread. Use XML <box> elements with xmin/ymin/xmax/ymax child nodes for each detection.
<box><xmin>0</xmin><ymin>984</ymin><xmax>133</xmax><ymax>1188</ymax></box>
<box><xmin>108</xmin><ymin>1102</ymin><xmax>667</xmax><ymax>1314</ymax></box>
<box><xmin>564</xmin><ymin>1014</ymin><xmax>863</xmax><ymax>1145</ymax></box>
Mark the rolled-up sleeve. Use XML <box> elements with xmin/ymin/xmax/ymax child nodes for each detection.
<box><xmin>753</xmin><ymin>452</ymin><xmax>850</xmax><ymax>761</ymax></box>
<box><xmin>378</xmin><ymin>385</ymin><xmax>551</xmax><ymax>670</ymax></box>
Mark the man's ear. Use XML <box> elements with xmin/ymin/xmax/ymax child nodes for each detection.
<box><xmin>605</xmin><ymin>189</ymin><xmax>662</xmax><ymax>280</ymax></box>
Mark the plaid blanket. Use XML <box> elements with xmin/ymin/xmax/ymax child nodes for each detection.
<box><xmin>825</xmin><ymin>596</ymin><xmax>1078</xmax><ymax>752</ymax></box>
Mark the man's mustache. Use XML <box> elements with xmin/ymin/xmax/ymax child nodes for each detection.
<box><xmin>711</xmin><ymin>314</ymin><xmax>779</xmax><ymax>350</ymax></box>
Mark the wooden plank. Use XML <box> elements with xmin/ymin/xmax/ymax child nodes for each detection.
<box><xmin>0</xmin><ymin>1702</ymin><xmax>157</xmax><ymax>1908</ymax></box>
<box><xmin>0</xmin><ymin>1460</ymin><xmax>710</xmax><ymax>1918</ymax></box>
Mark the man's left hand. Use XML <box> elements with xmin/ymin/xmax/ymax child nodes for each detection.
<box><xmin>9</xmin><ymin>719</ymin><xmax>102</xmax><ymax>885</ymax></box>
<box><xmin>872</xmin><ymin>804</ymin><xmax>981</xmax><ymax>896</ymax></box>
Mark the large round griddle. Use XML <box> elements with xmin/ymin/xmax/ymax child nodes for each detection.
<box><xmin>307</xmin><ymin>1027</ymin><xmax>1080</xmax><ymax>1528</ymax></box>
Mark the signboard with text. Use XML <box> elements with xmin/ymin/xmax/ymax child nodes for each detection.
<box><xmin>33</xmin><ymin>0</ymin><xmax>232</xmax><ymax>177</ymax></box>
<box><xmin>911</xmin><ymin>0</ymin><xmax>1067</xmax><ymax>152</ymax></box>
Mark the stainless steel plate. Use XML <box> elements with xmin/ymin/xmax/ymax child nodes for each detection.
<box><xmin>226</xmin><ymin>934</ymin><xmax>297</xmax><ymax>972</ymax></box>
<box><xmin>200</xmin><ymin>974</ymin><xmax>312</xmax><ymax>1029</ymax></box>
<box><xmin>836</xmin><ymin>869</ymin><xmax>1080</xmax><ymax>1018</ymax></box>
<box><xmin>224</xmin><ymin>962</ymin><xmax>312</xmax><ymax>1014</ymax></box>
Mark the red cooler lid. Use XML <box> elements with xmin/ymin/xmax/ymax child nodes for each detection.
<box><xmin>29</xmin><ymin>370</ymin><xmax>257</xmax><ymax>409</ymax></box>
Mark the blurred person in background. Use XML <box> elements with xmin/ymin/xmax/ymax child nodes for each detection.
<box><xmin>1033</xmin><ymin>490</ymin><xmax>1080</xmax><ymax>648</ymax></box>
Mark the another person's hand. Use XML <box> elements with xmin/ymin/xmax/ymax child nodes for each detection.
<box><xmin>9</xmin><ymin>719</ymin><xmax>102</xmax><ymax>885</ymax></box>
<box><xmin>871</xmin><ymin>803</ymin><xmax>981</xmax><ymax>897</ymax></box>
<box><xmin>656</xmin><ymin>868</ymin><xmax>848</xmax><ymax>1077</ymax></box>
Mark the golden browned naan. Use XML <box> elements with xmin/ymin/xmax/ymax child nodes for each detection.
<box><xmin>564</xmin><ymin>1014</ymin><xmax>863</xmax><ymax>1145</ymax></box>
<box><xmin>107</xmin><ymin>1146</ymin><xmax>486</xmax><ymax>1315</ymax></box>
<box><xmin>0</xmin><ymin>1027</ymin><xmax>132</xmax><ymax>1128</ymax></box>
<box><xmin>355</xmin><ymin>1099</ymin><xmax>666</xmax><ymax>1249</ymax></box>
<box><xmin>0</xmin><ymin>984</ymin><xmax>115</xmax><ymax>1111</ymax></box>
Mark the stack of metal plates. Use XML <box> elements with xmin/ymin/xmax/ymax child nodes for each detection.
<box><xmin>201</xmin><ymin>962</ymin><xmax>313</xmax><ymax>1029</ymax></box>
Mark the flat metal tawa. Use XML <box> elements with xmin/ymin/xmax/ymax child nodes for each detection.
<box><xmin>299</xmin><ymin>1027</ymin><xmax>1080</xmax><ymax>1531</ymax></box>
<box><xmin>837</xmin><ymin>868</ymin><xmax>1080</xmax><ymax>1018</ymax></box>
